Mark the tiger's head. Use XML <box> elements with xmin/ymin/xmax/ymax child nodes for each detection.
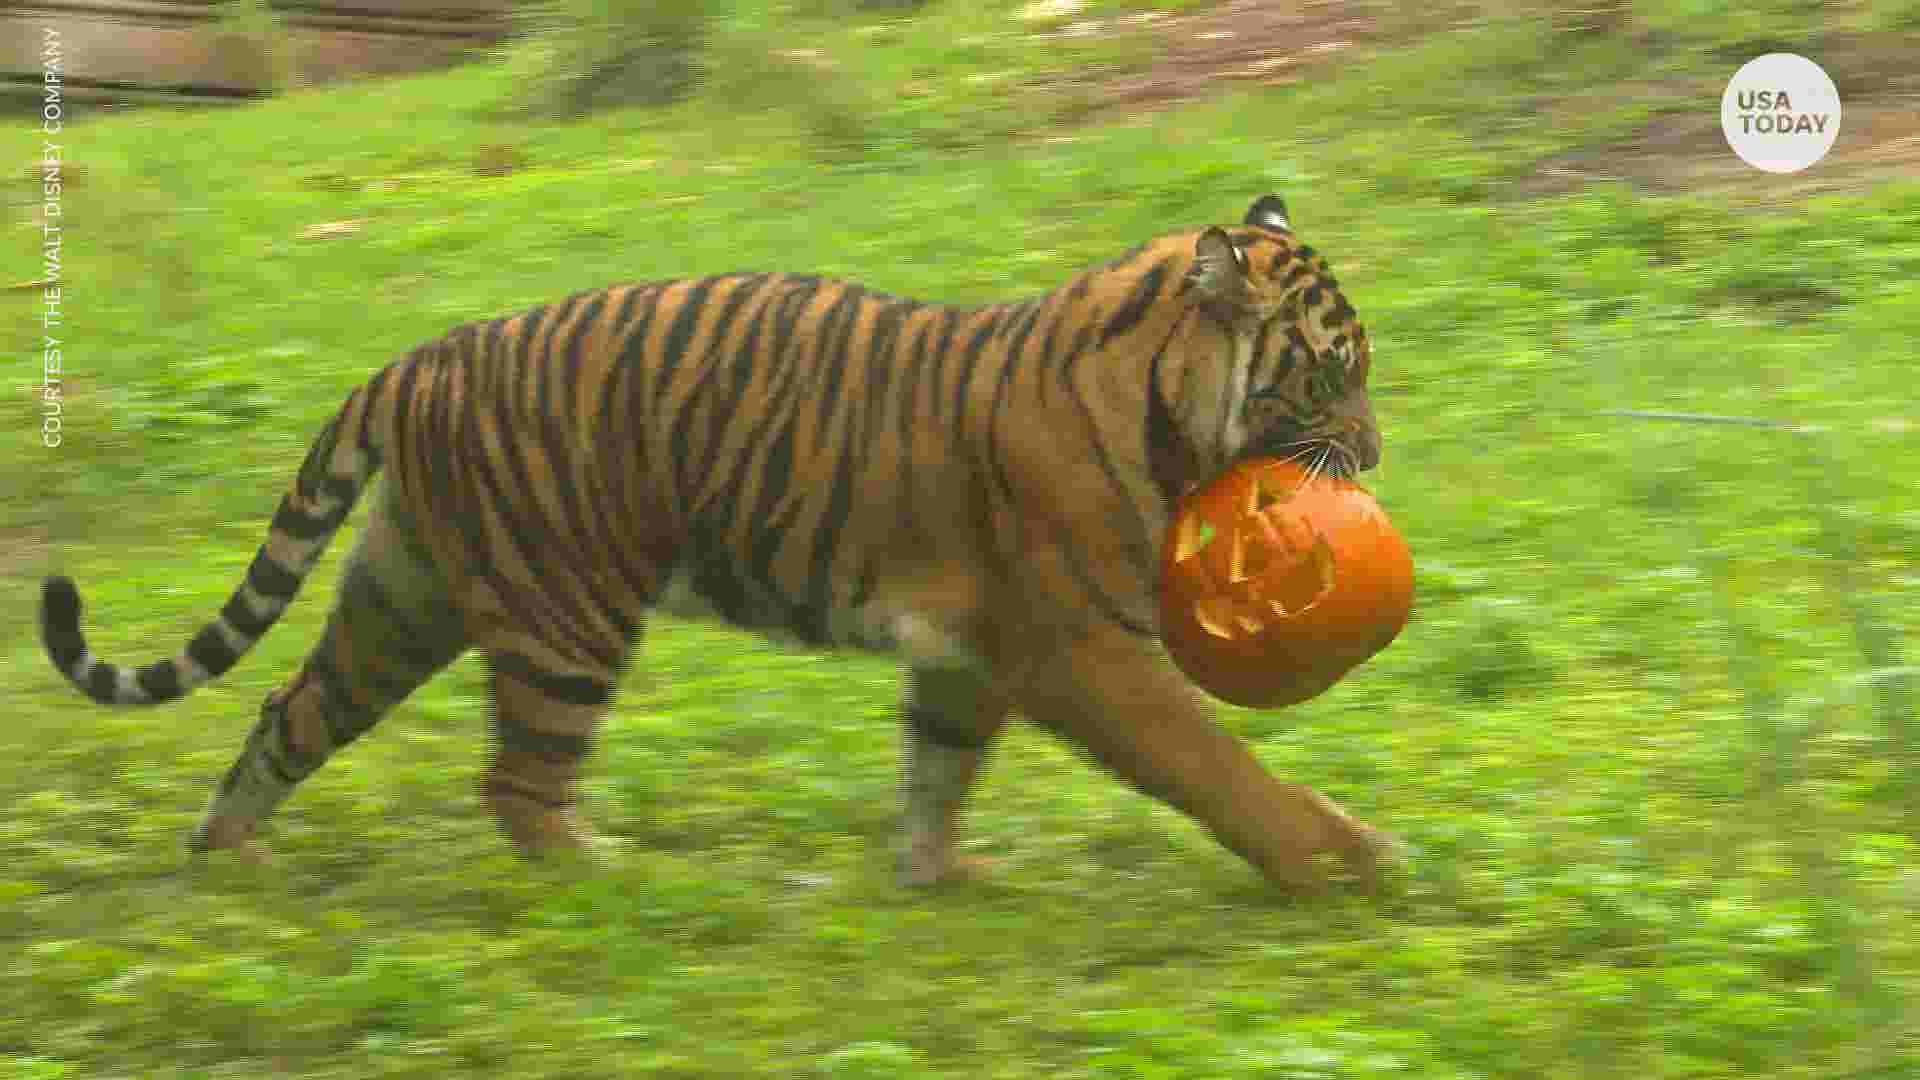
<box><xmin>1181</xmin><ymin>194</ymin><xmax>1379</xmax><ymax>480</ymax></box>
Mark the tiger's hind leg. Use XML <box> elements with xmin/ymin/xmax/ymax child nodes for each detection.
<box><xmin>192</xmin><ymin>493</ymin><xmax>468</xmax><ymax>858</ymax></box>
<box><xmin>898</xmin><ymin>666</ymin><xmax>1012</xmax><ymax>886</ymax></box>
<box><xmin>479</xmin><ymin>648</ymin><xmax>624</xmax><ymax>857</ymax></box>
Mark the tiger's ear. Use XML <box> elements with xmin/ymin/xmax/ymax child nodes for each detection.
<box><xmin>1186</xmin><ymin>226</ymin><xmax>1248</xmax><ymax>302</ymax></box>
<box><xmin>1244</xmin><ymin>194</ymin><xmax>1291</xmax><ymax>232</ymax></box>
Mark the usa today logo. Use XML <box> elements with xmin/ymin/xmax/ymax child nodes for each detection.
<box><xmin>1721</xmin><ymin>53</ymin><xmax>1841</xmax><ymax>173</ymax></box>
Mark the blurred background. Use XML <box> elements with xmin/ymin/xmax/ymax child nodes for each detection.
<box><xmin>3</xmin><ymin>2</ymin><xmax>1918</xmax><ymax>1076</ymax></box>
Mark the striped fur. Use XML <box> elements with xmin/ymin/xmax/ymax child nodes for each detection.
<box><xmin>39</xmin><ymin>195</ymin><xmax>1394</xmax><ymax>889</ymax></box>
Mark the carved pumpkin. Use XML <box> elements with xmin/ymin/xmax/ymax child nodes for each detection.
<box><xmin>1158</xmin><ymin>457</ymin><xmax>1413</xmax><ymax>708</ymax></box>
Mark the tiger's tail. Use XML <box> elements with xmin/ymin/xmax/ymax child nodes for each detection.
<box><xmin>40</xmin><ymin>376</ymin><xmax>389</xmax><ymax>706</ymax></box>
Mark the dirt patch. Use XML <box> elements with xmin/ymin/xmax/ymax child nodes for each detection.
<box><xmin>1522</xmin><ymin>99</ymin><xmax>1920</xmax><ymax>201</ymax></box>
<box><xmin>1512</xmin><ymin>26</ymin><xmax>1920</xmax><ymax>199</ymax></box>
<box><xmin>1052</xmin><ymin>6</ymin><xmax>1916</xmax><ymax>199</ymax></box>
<box><xmin>1035</xmin><ymin>0</ymin><xmax>1380</xmax><ymax>120</ymax></box>
<box><xmin>0</xmin><ymin>526</ymin><xmax>47</xmax><ymax>579</ymax></box>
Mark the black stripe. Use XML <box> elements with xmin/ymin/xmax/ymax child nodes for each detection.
<box><xmin>1033</xmin><ymin>300</ymin><xmax>1066</xmax><ymax>408</ymax></box>
<box><xmin>811</xmin><ymin>287</ymin><xmax>863</xmax><ymax>445</ymax></box>
<box><xmin>306</xmin><ymin>644</ymin><xmax>365</xmax><ymax>747</ymax></box>
<box><xmin>1284</xmin><ymin>325</ymin><xmax>1311</xmax><ymax>362</ymax></box>
<box><xmin>320</xmin><ymin>473</ymin><xmax>357</xmax><ymax>505</ymax></box>
<box><xmin>1003</xmin><ymin>297</ymin><xmax>1045</xmax><ymax>361</ymax></box>
<box><xmin>490</xmin><ymin>649</ymin><xmax>612</xmax><ymax>707</ymax></box>
<box><xmin>690</xmin><ymin>278</ymin><xmax>780</xmax><ymax>512</ymax></box>
<box><xmin>213</xmin><ymin>758</ymin><xmax>244</xmax><ymax>798</ymax></box>
<box><xmin>1324</xmin><ymin>297</ymin><xmax>1355</xmax><ymax>329</ymax></box>
<box><xmin>706</xmin><ymin>280</ymin><xmax>840</xmax><ymax>638</ymax></box>
<box><xmin>260</xmin><ymin>733</ymin><xmax>303</xmax><ymax>786</ymax></box>
<box><xmin>532</xmin><ymin>294</ymin><xmax>586</xmax><ymax>386</ymax></box>
<box><xmin>491</xmin><ymin>704</ymin><xmax>592</xmax><ymax>761</ymax></box>
<box><xmin>1054</xmin><ymin>523</ymin><xmax>1155</xmax><ymax>638</ymax></box>
<box><xmin>220</xmin><ymin>592</ymin><xmax>275</xmax><ymax>638</ymax></box>
<box><xmin>269</xmin><ymin>498</ymin><xmax>343</xmax><ymax>541</ymax></box>
<box><xmin>950</xmin><ymin>315</ymin><xmax>998</xmax><ymax>439</ymax></box>
<box><xmin>862</xmin><ymin>299</ymin><xmax>906</xmax><ymax>442</ymax></box>
<box><xmin>384</xmin><ymin>357</ymin><xmax>427</xmax><ymax>497</ymax></box>
<box><xmin>984</xmin><ymin>301</ymin><xmax>1042</xmax><ymax>499</ymax></box>
<box><xmin>533</xmin><ymin>295</ymin><xmax>601</xmax><ymax>565</ymax></box>
<box><xmin>801</xmin><ymin>375</ymin><xmax>864</xmax><ymax>643</ymax></box>
<box><xmin>449</xmin><ymin>321</ymin><xmax>480</xmax><ymax>359</ymax></box>
<box><xmin>549</xmin><ymin>292</ymin><xmax>608</xmax><ymax>425</ymax></box>
<box><xmin>341</xmin><ymin>568</ymin><xmax>448</xmax><ymax>669</ymax></box>
<box><xmin>479</xmin><ymin>316</ymin><xmax>507</xmax><ymax>378</ymax></box>
<box><xmin>758</xmin><ymin>275</ymin><xmax>820</xmax><ymax>363</ymax></box>
<box><xmin>924</xmin><ymin>307</ymin><xmax>958</xmax><ymax>430</ymax></box>
<box><xmin>293</xmin><ymin>411</ymin><xmax>344</xmax><ymax>499</ymax></box>
<box><xmin>747</xmin><ymin>431</ymin><xmax>814</xmax><ymax>634</ymax></box>
<box><xmin>413</xmin><ymin>354</ymin><xmax>455</xmax><ymax>539</ymax></box>
<box><xmin>185</xmin><ymin>625</ymin><xmax>240</xmax><ymax>678</ymax></box>
<box><xmin>708</xmin><ymin>284</ymin><xmax>813</xmax><ymax>531</ymax></box>
<box><xmin>135</xmin><ymin>659</ymin><xmax>183</xmax><ymax>701</ymax></box>
<box><xmin>360</xmin><ymin>663</ymin><xmax>416</xmax><ymax>705</ymax></box>
<box><xmin>585</xmin><ymin>296</ymin><xmax>663</xmax><ymax>608</ymax></box>
<box><xmin>595</xmin><ymin>286</ymin><xmax>651</xmax><ymax>430</ymax></box>
<box><xmin>723</xmin><ymin>280</ymin><xmax>816</xmax><ymax>475</ymax></box>
<box><xmin>478</xmin><ymin>332</ymin><xmax>596</xmax><ymax>660</ymax></box>
<box><xmin>467</xmin><ymin>436</ymin><xmax>602</xmax><ymax>665</ymax></box>
<box><xmin>589</xmin><ymin>289</ymin><xmax>659</xmax><ymax>572</ymax></box>
<box><xmin>907</xmin><ymin>703</ymin><xmax>995</xmax><ymax>751</ymax></box>
<box><xmin>822</xmin><ymin>290</ymin><xmax>872</xmax><ymax>453</ymax></box>
<box><xmin>86</xmin><ymin>663</ymin><xmax>119</xmax><ymax>703</ymax></box>
<box><xmin>670</xmin><ymin>274</ymin><xmax>773</xmax><ymax>498</ymax></box>
<box><xmin>246</xmin><ymin>550</ymin><xmax>302</xmax><ymax>600</ymax></box>
<box><xmin>894</xmin><ymin>316</ymin><xmax>932</xmax><ymax>455</ymax></box>
<box><xmin>356</xmin><ymin>365</ymin><xmax>396</xmax><ymax>457</ymax></box>
<box><xmin>481</xmin><ymin>775</ymin><xmax>572</xmax><ymax>809</ymax></box>
<box><xmin>745</xmin><ymin>419</ymin><xmax>801</xmax><ymax>600</ymax></box>
<box><xmin>590</xmin><ymin>285</ymin><xmax>653</xmax><ymax>453</ymax></box>
<box><xmin>1250</xmin><ymin>321</ymin><xmax>1274</xmax><ymax>382</ymax></box>
<box><xmin>543</xmin><ymin>294</ymin><xmax>624</xmax><ymax>602</ymax></box>
<box><xmin>651</xmin><ymin>277</ymin><xmax>726</xmax><ymax>407</ymax></box>
<box><xmin>1144</xmin><ymin>314</ymin><xmax>1201</xmax><ymax>514</ymax></box>
<box><xmin>1057</xmin><ymin>321</ymin><xmax>1097</xmax><ymax>395</ymax></box>
<box><xmin>1098</xmin><ymin>260</ymin><xmax>1170</xmax><ymax>346</ymax></box>
<box><xmin>39</xmin><ymin>576</ymin><xmax>86</xmax><ymax>672</ymax></box>
<box><xmin>891</xmin><ymin>314</ymin><xmax>935</xmax><ymax>540</ymax></box>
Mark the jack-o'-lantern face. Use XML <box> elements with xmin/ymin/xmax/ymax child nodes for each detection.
<box><xmin>1159</xmin><ymin>456</ymin><xmax>1412</xmax><ymax>709</ymax></box>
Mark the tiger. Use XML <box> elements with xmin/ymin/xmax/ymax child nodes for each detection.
<box><xmin>39</xmin><ymin>194</ymin><xmax>1393</xmax><ymax>891</ymax></box>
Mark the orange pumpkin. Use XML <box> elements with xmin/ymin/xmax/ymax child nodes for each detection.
<box><xmin>1158</xmin><ymin>457</ymin><xmax>1413</xmax><ymax>708</ymax></box>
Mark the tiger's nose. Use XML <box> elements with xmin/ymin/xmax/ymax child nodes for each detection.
<box><xmin>1350</xmin><ymin>419</ymin><xmax>1381</xmax><ymax>472</ymax></box>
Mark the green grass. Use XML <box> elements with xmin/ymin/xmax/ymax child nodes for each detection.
<box><xmin>5</xmin><ymin>1</ymin><xmax>1920</xmax><ymax>1075</ymax></box>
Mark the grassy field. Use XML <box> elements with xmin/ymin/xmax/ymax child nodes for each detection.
<box><xmin>5</xmin><ymin>1</ymin><xmax>1919</xmax><ymax>1075</ymax></box>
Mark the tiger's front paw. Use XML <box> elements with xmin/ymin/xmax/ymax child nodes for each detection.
<box><xmin>898</xmin><ymin>841</ymin><xmax>997</xmax><ymax>887</ymax></box>
<box><xmin>187</xmin><ymin>814</ymin><xmax>273</xmax><ymax>865</ymax></box>
<box><xmin>1341</xmin><ymin>824</ymin><xmax>1406</xmax><ymax>893</ymax></box>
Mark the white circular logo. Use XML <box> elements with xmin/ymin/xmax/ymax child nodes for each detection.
<box><xmin>1721</xmin><ymin>53</ymin><xmax>1841</xmax><ymax>173</ymax></box>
